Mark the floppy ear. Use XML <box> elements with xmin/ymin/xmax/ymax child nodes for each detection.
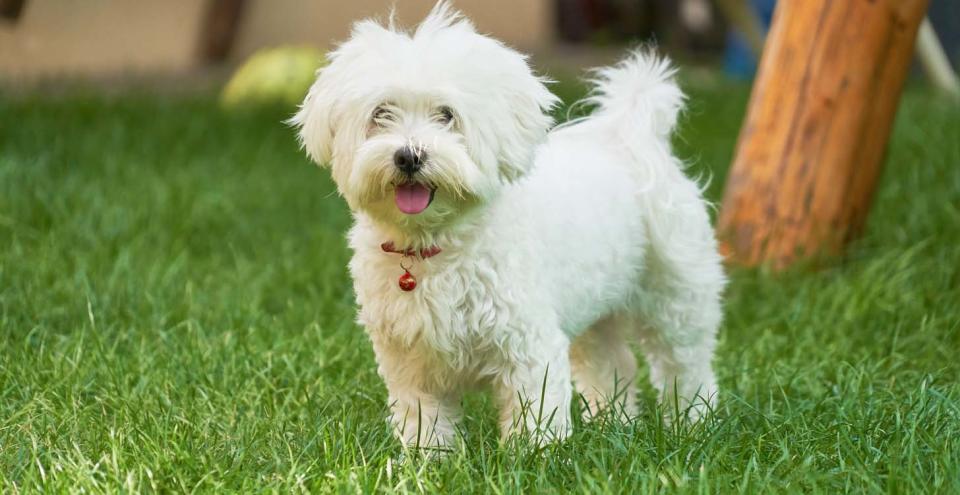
<box><xmin>290</xmin><ymin>19</ymin><xmax>403</xmax><ymax>167</ymax></box>
<box><xmin>289</xmin><ymin>67</ymin><xmax>336</xmax><ymax>167</ymax></box>
<box><xmin>491</xmin><ymin>73</ymin><xmax>558</xmax><ymax>182</ymax></box>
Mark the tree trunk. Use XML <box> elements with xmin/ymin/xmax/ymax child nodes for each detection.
<box><xmin>717</xmin><ymin>0</ymin><xmax>929</xmax><ymax>269</ymax></box>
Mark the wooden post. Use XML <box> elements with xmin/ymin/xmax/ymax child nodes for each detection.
<box><xmin>717</xmin><ymin>0</ymin><xmax>929</xmax><ymax>269</ymax></box>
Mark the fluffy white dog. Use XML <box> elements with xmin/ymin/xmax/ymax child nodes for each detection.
<box><xmin>291</xmin><ymin>3</ymin><xmax>726</xmax><ymax>448</ymax></box>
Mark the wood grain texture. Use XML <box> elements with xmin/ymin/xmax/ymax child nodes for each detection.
<box><xmin>717</xmin><ymin>0</ymin><xmax>929</xmax><ymax>269</ymax></box>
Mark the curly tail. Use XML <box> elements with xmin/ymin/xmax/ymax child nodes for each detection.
<box><xmin>584</xmin><ymin>50</ymin><xmax>685</xmax><ymax>140</ymax></box>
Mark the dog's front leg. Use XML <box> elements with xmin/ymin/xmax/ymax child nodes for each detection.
<box><xmin>494</xmin><ymin>333</ymin><xmax>573</xmax><ymax>444</ymax></box>
<box><xmin>371</xmin><ymin>338</ymin><xmax>462</xmax><ymax>450</ymax></box>
<box><xmin>386</xmin><ymin>383</ymin><xmax>461</xmax><ymax>451</ymax></box>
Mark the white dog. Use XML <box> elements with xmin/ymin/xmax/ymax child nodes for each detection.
<box><xmin>291</xmin><ymin>3</ymin><xmax>726</xmax><ymax>448</ymax></box>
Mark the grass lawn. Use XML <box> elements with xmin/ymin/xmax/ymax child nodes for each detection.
<box><xmin>1</xmin><ymin>77</ymin><xmax>958</xmax><ymax>493</ymax></box>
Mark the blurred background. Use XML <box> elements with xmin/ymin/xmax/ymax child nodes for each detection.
<box><xmin>2</xmin><ymin>0</ymin><xmax>958</xmax><ymax>87</ymax></box>
<box><xmin>2</xmin><ymin>3</ymin><xmax>959</xmax><ymax>490</ymax></box>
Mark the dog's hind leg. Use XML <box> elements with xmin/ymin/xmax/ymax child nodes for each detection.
<box><xmin>636</xmin><ymin>305</ymin><xmax>719</xmax><ymax>423</ymax></box>
<box><xmin>570</xmin><ymin>313</ymin><xmax>639</xmax><ymax>420</ymax></box>
<box><xmin>636</xmin><ymin>198</ymin><xmax>725</xmax><ymax>422</ymax></box>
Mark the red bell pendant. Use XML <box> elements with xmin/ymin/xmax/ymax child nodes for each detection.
<box><xmin>398</xmin><ymin>269</ymin><xmax>417</xmax><ymax>291</ymax></box>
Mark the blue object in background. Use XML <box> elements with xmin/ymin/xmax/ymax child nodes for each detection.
<box><xmin>722</xmin><ymin>0</ymin><xmax>958</xmax><ymax>80</ymax></box>
<box><xmin>723</xmin><ymin>0</ymin><xmax>777</xmax><ymax>79</ymax></box>
<box><xmin>928</xmin><ymin>0</ymin><xmax>960</xmax><ymax>70</ymax></box>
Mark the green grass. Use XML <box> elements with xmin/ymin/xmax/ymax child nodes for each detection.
<box><xmin>1</xmin><ymin>78</ymin><xmax>958</xmax><ymax>493</ymax></box>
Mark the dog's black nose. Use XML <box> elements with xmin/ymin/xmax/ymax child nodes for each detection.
<box><xmin>394</xmin><ymin>147</ymin><xmax>425</xmax><ymax>175</ymax></box>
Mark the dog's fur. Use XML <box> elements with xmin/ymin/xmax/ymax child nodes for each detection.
<box><xmin>291</xmin><ymin>3</ymin><xmax>726</xmax><ymax>447</ymax></box>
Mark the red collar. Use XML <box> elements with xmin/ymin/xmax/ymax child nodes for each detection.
<box><xmin>381</xmin><ymin>241</ymin><xmax>442</xmax><ymax>259</ymax></box>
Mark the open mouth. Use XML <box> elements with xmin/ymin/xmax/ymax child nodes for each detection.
<box><xmin>394</xmin><ymin>182</ymin><xmax>435</xmax><ymax>215</ymax></box>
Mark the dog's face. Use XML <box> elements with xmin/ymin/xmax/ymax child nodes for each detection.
<box><xmin>291</xmin><ymin>5</ymin><xmax>557</xmax><ymax>231</ymax></box>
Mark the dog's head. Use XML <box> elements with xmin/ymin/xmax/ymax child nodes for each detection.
<box><xmin>290</xmin><ymin>3</ymin><xmax>557</xmax><ymax>231</ymax></box>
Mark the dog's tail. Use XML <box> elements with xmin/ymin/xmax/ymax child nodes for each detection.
<box><xmin>581</xmin><ymin>49</ymin><xmax>684</xmax><ymax>142</ymax></box>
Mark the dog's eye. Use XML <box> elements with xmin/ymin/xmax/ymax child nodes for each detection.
<box><xmin>436</xmin><ymin>106</ymin><xmax>456</xmax><ymax>126</ymax></box>
<box><xmin>372</xmin><ymin>105</ymin><xmax>395</xmax><ymax>125</ymax></box>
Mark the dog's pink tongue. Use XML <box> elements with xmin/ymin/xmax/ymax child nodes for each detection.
<box><xmin>395</xmin><ymin>183</ymin><xmax>432</xmax><ymax>214</ymax></box>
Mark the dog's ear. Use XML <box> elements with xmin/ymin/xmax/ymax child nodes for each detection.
<box><xmin>289</xmin><ymin>64</ymin><xmax>337</xmax><ymax>167</ymax></box>
<box><xmin>489</xmin><ymin>73</ymin><xmax>558</xmax><ymax>182</ymax></box>
<box><xmin>290</xmin><ymin>19</ymin><xmax>403</xmax><ymax>167</ymax></box>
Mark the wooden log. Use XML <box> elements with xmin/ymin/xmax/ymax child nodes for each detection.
<box><xmin>717</xmin><ymin>0</ymin><xmax>929</xmax><ymax>269</ymax></box>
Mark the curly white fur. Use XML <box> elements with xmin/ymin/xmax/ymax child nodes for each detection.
<box><xmin>291</xmin><ymin>3</ymin><xmax>726</xmax><ymax>448</ymax></box>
